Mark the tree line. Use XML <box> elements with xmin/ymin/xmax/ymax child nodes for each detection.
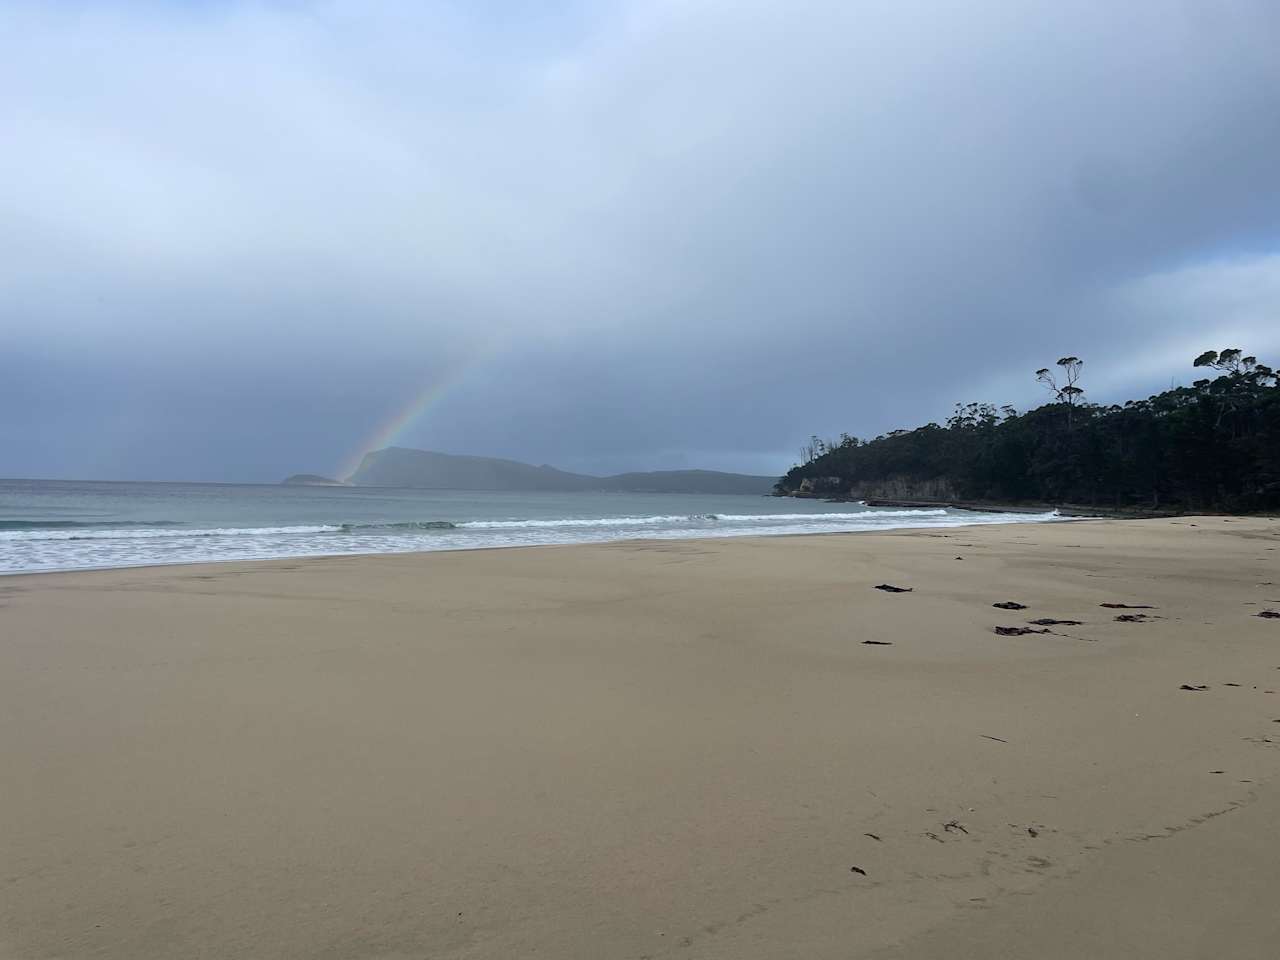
<box><xmin>777</xmin><ymin>349</ymin><xmax>1280</xmax><ymax>511</ymax></box>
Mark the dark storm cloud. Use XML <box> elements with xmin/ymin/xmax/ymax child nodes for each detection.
<box><xmin>3</xmin><ymin>0</ymin><xmax>1279</xmax><ymax>480</ymax></box>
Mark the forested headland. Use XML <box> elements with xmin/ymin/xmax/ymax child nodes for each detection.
<box><xmin>776</xmin><ymin>349</ymin><xmax>1280</xmax><ymax>512</ymax></box>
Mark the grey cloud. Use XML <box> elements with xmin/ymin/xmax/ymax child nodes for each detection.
<box><xmin>2</xmin><ymin>0</ymin><xmax>1279</xmax><ymax>480</ymax></box>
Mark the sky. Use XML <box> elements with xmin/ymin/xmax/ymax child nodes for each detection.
<box><xmin>3</xmin><ymin>0</ymin><xmax>1280</xmax><ymax>482</ymax></box>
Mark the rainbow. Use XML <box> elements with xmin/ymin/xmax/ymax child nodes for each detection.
<box><xmin>337</xmin><ymin>348</ymin><xmax>494</xmax><ymax>480</ymax></box>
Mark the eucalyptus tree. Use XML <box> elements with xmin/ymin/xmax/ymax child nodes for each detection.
<box><xmin>1035</xmin><ymin>356</ymin><xmax>1085</xmax><ymax>430</ymax></box>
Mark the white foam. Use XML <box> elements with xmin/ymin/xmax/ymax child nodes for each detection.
<box><xmin>0</xmin><ymin>507</ymin><xmax>1062</xmax><ymax>574</ymax></box>
<box><xmin>459</xmin><ymin>514</ymin><xmax>700</xmax><ymax>529</ymax></box>
<box><xmin>712</xmin><ymin>509</ymin><xmax>950</xmax><ymax>521</ymax></box>
<box><xmin>456</xmin><ymin>508</ymin><xmax>952</xmax><ymax>529</ymax></box>
<box><xmin>0</xmin><ymin>524</ymin><xmax>343</xmax><ymax>542</ymax></box>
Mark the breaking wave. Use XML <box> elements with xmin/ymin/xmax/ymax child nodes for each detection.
<box><xmin>339</xmin><ymin>521</ymin><xmax>458</xmax><ymax>531</ymax></box>
<box><xmin>1</xmin><ymin>500</ymin><xmax>1062</xmax><ymax>575</ymax></box>
<box><xmin>0</xmin><ymin>519</ymin><xmax>183</xmax><ymax>531</ymax></box>
<box><xmin>0</xmin><ymin>524</ymin><xmax>345</xmax><ymax>542</ymax></box>
<box><xmin>456</xmin><ymin>509</ymin><xmax>948</xmax><ymax>529</ymax></box>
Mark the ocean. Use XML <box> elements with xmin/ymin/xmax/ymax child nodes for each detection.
<box><xmin>0</xmin><ymin>479</ymin><xmax>1059</xmax><ymax>574</ymax></box>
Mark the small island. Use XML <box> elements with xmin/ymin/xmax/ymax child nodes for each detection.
<box><xmin>292</xmin><ymin>448</ymin><xmax>778</xmax><ymax>494</ymax></box>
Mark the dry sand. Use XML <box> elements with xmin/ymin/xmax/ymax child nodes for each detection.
<box><xmin>2</xmin><ymin>517</ymin><xmax>1279</xmax><ymax>959</ymax></box>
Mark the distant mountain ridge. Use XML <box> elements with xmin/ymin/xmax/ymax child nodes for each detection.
<box><xmin>338</xmin><ymin>447</ymin><xmax>777</xmax><ymax>494</ymax></box>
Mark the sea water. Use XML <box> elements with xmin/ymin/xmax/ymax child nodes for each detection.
<box><xmin>0</xmin><ymin>479</ymin><xmax>1059</xmax><ymax>574</ymax></box>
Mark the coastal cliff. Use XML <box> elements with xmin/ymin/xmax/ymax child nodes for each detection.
<box><xmin>788</xmin><ymin>475</ymin><xmax>959</xmax><ymax>502</ymax></box>
<box><xmin>776</xmin><ymin>348</ymin><xmax>1280</xmax><ymax>512</ymax></box>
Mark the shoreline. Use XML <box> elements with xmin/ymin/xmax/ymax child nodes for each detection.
<box><xmin>0</xmin><ymin>510</ymin><xmax>1079</xmax><ymax>580</ymax></box>
<box><xmin>4</xmin><ymin>517</ymin><xmax>1278</xmax><ymax>958</ymax></box>
<box><xmin>783</xmin><ymin>492</ymin><xmax>1165</xmax><ymax>518</ymax></box>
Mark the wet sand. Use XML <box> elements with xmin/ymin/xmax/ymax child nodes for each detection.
<box><xmin>2</xmin><ymin>517</ymin><xmax>1279</xmax><ymax>959</ymax></box>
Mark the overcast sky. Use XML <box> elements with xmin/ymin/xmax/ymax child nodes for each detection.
<box><xmin>3</xmin><ymin>0</ymin><xmax>1280</xmax><ymax>482</ymax></box>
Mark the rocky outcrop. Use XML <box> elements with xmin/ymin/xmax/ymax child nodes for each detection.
<box><xmin>846</xmin><ymin>477</ymin><xmax>959</xmax><ymax>501</ymax></box>
<box><xmin>789</xmin><ymin>475</ymin><xmax>959</xmax><ymax>501</ymax></box>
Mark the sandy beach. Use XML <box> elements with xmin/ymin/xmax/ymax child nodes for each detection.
<box><xmin>3</xmin><ymin>517</ymin><xmax>1279</xmax><ymax>959</ymax></box>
